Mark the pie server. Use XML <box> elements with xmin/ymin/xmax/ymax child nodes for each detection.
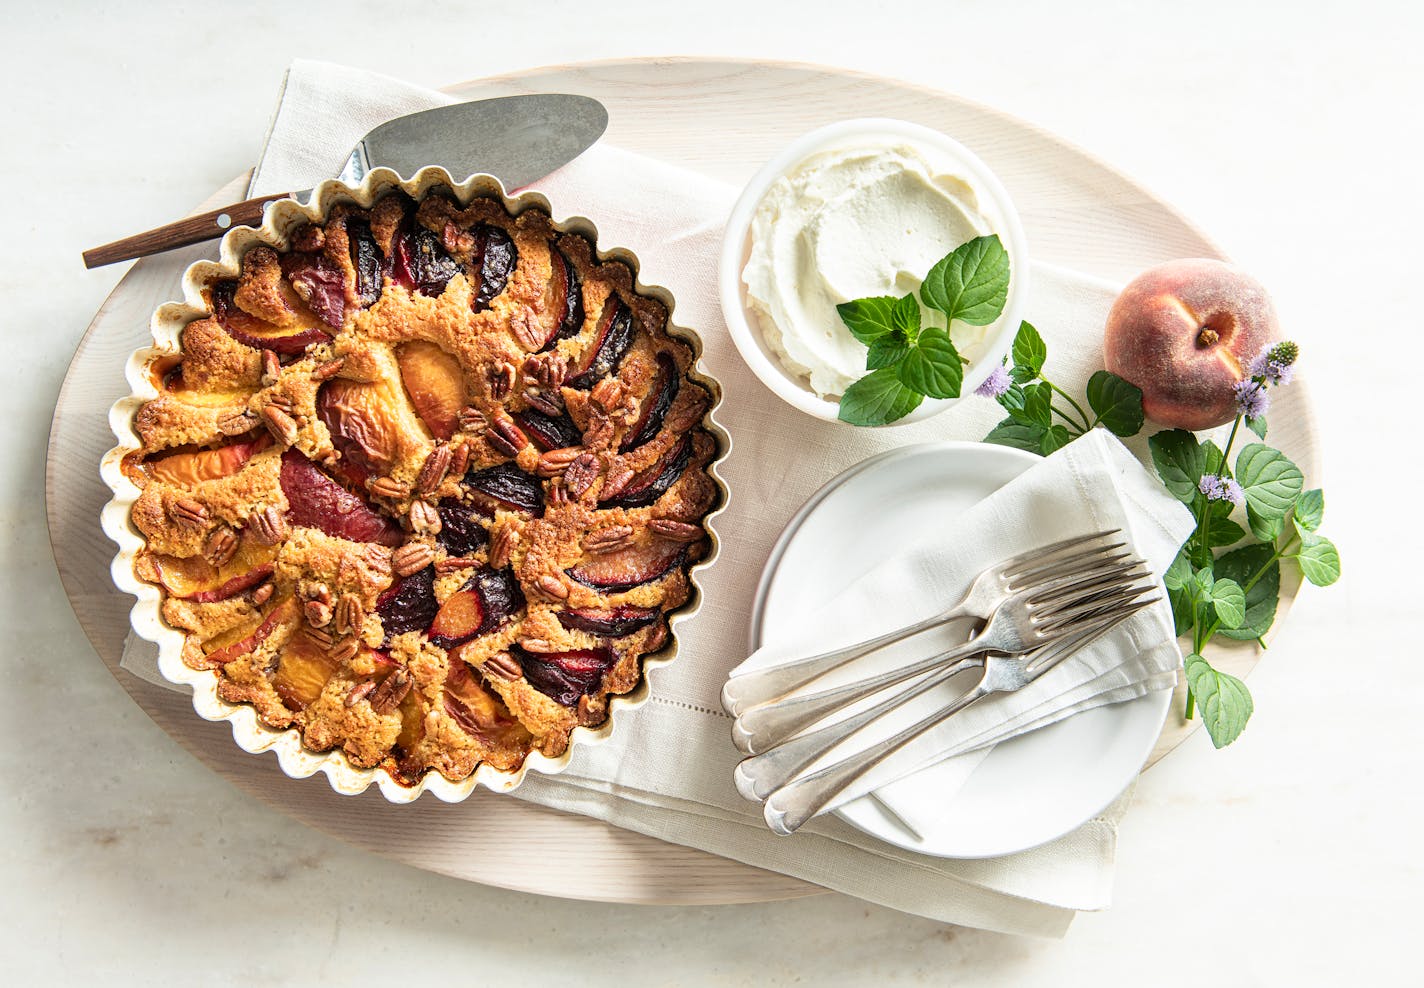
<box><xmin>83</xmin><ymin>93</ymin><xmax>609</xmax><ymax>269</ymax></box>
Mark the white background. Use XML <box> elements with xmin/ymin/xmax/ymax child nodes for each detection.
<box><xmin>3</xmin><ymin>0</ymin><xmax>1419</xmax><ymax>983</ymax></box>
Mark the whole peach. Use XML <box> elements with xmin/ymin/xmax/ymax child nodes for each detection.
<box><xmin>1104</xmin><ymin>259</ymin><xmax>1279</xmax><ymax>430</ymax></box>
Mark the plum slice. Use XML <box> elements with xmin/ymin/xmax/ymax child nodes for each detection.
<box><xmin>465</xmin><ymin>463</ymin><xmax>545</xmax><ymax>517</ymax></box>
<box><xmin>513</xmin><ymin>408</ymin><xmax>582</xmax><ymax>451</ymax></box>
<box><xmin>551</xmin><ymin>247</ymin><xmax>584</xmax><ymax>344</ymax></box>
<box><xmin>390</xmin><ymin>225</ymin><xmax>463</xmax><ymax>297</ymax></box>
<box><xmin>513</xmin><ymin>644</ymin><xmax>619</xmax><ymax>708</ymax></box>
<box><xmin>427</xmin><ymin>567</ymin><xmax>525</xmax><ymax>649</ymax></box>
<box><xmin>556</xmin><ymin>606</ymin><xmax>660</xmax><ymax>637</ymax></box>
<box><xmin>470</xmin><ymin>224</ymin><xmax>517</xmax><ymax>312</ymax></box>
<box><xmin>280</xmin><ymin>253</ymin><xmax>346</xmax><ymax>328</ymax></box>
<box><xmin>600</xmin><ymin>436</ymin><xmax>691</xmax><ymax>509</ymax></box>
<box><xmin>436</xmin><ymin>500</ymin><xmax>490</xmax><ymax>556</ymax></box>
<box><xmin>620</xmin><ymin>353</ymin><xmax>680</xmax><ymax>452</ymax></box>
<box><xmin>396</xmin><ymin>341</ymin><xmax>465</xmax><ymax>441</ymax></box>
<box><xmin>280</xmin><ymin>449</ymin><xmax>403</xmax><ymax>546</ymax></box>
<box><xmin>376</xmin><ymin>565</ymin><xmax>438</xmax><ymax>639</ymax></box>
<box><xmin>146</xmin><ymin>434</ymin><xmax>271</xmax><ymax>487</ymax></box>
<box><xmin>347</xmin><ymin>219</ymin><xmax>383</xmax><ymax>308</ymax></box>
<box><xmin>567</xmin><ymin>298</ymin><xmax>636</xmax><ymax>389</ymax></box>
<box><xmin>211</xmin><ymin>280</ymin><xmax>332</xmax><ymax>354</ymax></box>
<box><xmin>442</xmin><ymin>655</ymin><xmax>532</xmax><ymax>746</ymax></box>
<box><xmin>566</xmin><ymin>539</ymin><xmax>685</xmax><ymax>593</ymax></box>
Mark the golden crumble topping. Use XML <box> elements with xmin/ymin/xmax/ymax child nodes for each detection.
<box><xmin>125</xmin><ymin>189</ymin><xmax>718</xmax><ymax>786</ymax></box>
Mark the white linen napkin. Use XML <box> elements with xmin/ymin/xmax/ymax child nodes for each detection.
<box><xmin>120</xmin><ymin>59</ymin><xmax>1190</xmax><ymax>937</ymax></box>
<box><xmin>733</xmin><ymin>429</ymin><xmax>1190</xmax><ymax>830</ymax></box>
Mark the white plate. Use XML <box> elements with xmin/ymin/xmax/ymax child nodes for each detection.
<box><xmin>750</xmin><ymin>442</ymin><xmax>1172</xmax><ymax>858</ymax></box>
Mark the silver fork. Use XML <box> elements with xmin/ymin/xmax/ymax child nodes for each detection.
<box><xmin>731</xmin><ymin>557</ymin><xmax>1151</xmax><ymax>755</ymax></box>
<box><xmin>721</xmin><ymin>530</ymin><xmax>1128</xmax><ymax>718</ymax></box>
<box><xmin>733</xmin><ymin>586</ymin><xmax>1155</xmax><ymax>801</ymax></box>
<box><xmin>761</xmin><ymin>593</ymin><xmax>1159</xmax><ymax>836</ymax></box>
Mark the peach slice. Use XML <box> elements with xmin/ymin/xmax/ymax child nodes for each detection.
<box><xmin>271</xmin><ymin>627</ymin><xmax>342</xmax><ymax>710</ymax></box>
<box><xmin>147</xmin><ymin>434</ymin><xmax>271</xmax><ymax>487</ymax></box>
<box><xmin>317</xmin><ymin>378</ymin><xmax>402</xmax><ymax>474</ymax></box>
<box><xmin>151</xmin><ymin>542</ymin><xmax>278</xmax><ymax>601</ymax></box>
<box><xmin>395</xmin><ymin>341</ymin><xmax>465</xmax><ymax>441</ymax></box>
<box><xmin>201</xmin><ymin>595</ymin><xmax>299</xmax><ymax>669</ymax></box>
<box><xmin>443</xmin><ymin>653</ymin><xmax>532</xmax><ymax>745</ymax></box>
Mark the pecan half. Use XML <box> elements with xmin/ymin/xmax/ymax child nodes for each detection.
<box><xmin>304</xmin><ymin>625</ymin><xmax>335</xmax><ymax>648</ymax></box>
<box><xmin>519</xmin><ymin>638</ymin><xmax>557</xmax><ymax>654</ymax></box>
<box><xmin>591</xmin><ymin>377</ymin><xmax>624</xmax><ymax>412</ymax></box>
<box><xmin>364</xmin><ymin>544</ymin><xmax>393</xmax><ymax>575</ymax></box>
<box><xmin>344</xmin><ymin>679</ymin><xmax>376</xmax><ymax>708</ymax></box>
<box><xmin>547</xmin><ymin>482</ymin><xmax>570</xmax><ymax>507</ymax></box>
<box><xmin>649</xmin><ymin>519</ymin><xmax>704</xmax><ymax>543</ymax></box>
<box><xmin>171</xmin><ymin>497</ymin><xmax>208</xmax><ymax>530</ymax></box>
<box><xmin>310</xmin><ymin>357</ymin><xmax>345</xmax><ymax>381</ymax></box>
<box><xmin>600</xmin><ymin>465</ymin><xmax>636</xmax><ymax>500</ymax></box>
<box><xmin>204</xmin><ymin>526</ymin><xmax>239</xmax><ymax>567</ymax></box>
<box><xmin>260</xmin><ymin>349</ymin><xmax>281</xmax><ymax>387</ymax></box>
<box><xmin>447</xmin><ymin>443</ymin><xmax>470</xmax><ymax>478</ymax></box>
<box><xmin>416</xmin><ymin>444</ymin><xmax>452</xmax><ymax>494</ymax></box>
<box><xmin>329</xmin><ymin>636</ymin><xmax>360</xmax><ymax>664</ymax></box>
<box><xmin>562</xmin><ymin>453</ymin><xmax>600</xmax><ymax>498</ymax></box>
<box><xmin>487</xmin><ymin>415</ymin><xmax>528</xmax><ymax>457</ymax></box>
<box><xmin>458</xmin><ymin>405</ymin><xmax>488</xmax><ymax>433</ymax></box>
<box><xmin>263</xmin><ymin>404</ymin><xmax>299</xmax><ymax>445</ymax></box>
<box><xmin>435</xmin><ymin>556</ymin><xmax>479</xmax><ymax>573</ymax></box>
<box><xmin>524</xmin><ymin>352</ymin><xmax>566</xmax><ymax>389</ymax></box>
<box><xmin>305</xmin><ymin>599</ymin><xmax>333</xmax><ymax>628</ymax></box>
<box><xmin>392</xmin><ymin>542</ymin><xmax>435</xmax><ymax>577</ymax></box>
<box><xmin>368</xmin><ymin>476</ymin><xmax>410</xmax><ymax>500</ymax></box>
<box><xmin>250</xmin><ymin>580</ymin><xmax>275</xmax><ymax>606</ymax></box>
<box><xmin>487</xmin><ymin>525</ymin><xmax>516</xmax><ymax>569</ymax></box>
<box><xmin>441</xmin><ymin>221</ymin><xmax>474</xmax><ymax>255</ymax></box>
<box><xmin>536</xmin><ymin>446</ymin><xmax>582</xmax><ymax>478</ymax></box>
<box><xmin>482</xmin><ymin>651</ymin><xmax>522</xmax><ymax>681</ymax></box>
<box><xmin>334</xmin><ymin>594</ymin><xmax>365</xmax><ymax>637</ymax></box>
<box><xmin>582</xmin><ymin>405</ymin><xmax>615</xmax><ymax>448</ymax></box>
<box><xmin>245</xmin><ymin>505</ymin><xmax>284</xmax><ymax>546</ymax></box>
<box><xmin>368</xmin><ymin>668</ymin><xmax>412</xmax><ymax>714</ymax></box>
<box><xmin>487</xmin><ymin>361</ymin><xmax>517</xmax><ymax>399</ymax></box>
<box><xmin>537</xmin><ymin>574</ymin><xmax>570</xmax><ymax>600</ymax></box>
<box><xmin>216</xmin><ymin>409</ymin><xmax>258</xmax><ymax>437</ymax></box>
<box><xmin>510</xmin><ymin>310</ymin><xmax>546</xmax><ymax>352</ymax></box>
<box><xmin>666</xmin><ymin>391</ymin><xmax>710</xmax><ymax>432</ymax></box>
<box><xmin>583</xmin><ymin>525</ymin><xmax>635</xmax><ymax>555</ymax></box>
<box><xmin>409</xmin><ymin>500</ymin><xmax>441</xmax><ymax>535</ymax></box>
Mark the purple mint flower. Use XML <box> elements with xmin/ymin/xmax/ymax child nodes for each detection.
<box><xmin>976</xmin><ymin>364</ymin><xmax>1011</xmax><ymax>399</ymax></box>
<box><xmin>1233</xmin><ymin>379</ymin><xmax>1270</xmax><ymax>419</ymax></box>
<box><xmin>1199</xmin><ymin>473</ymin><xmax>1245</xmax><ymax>508</ymax></box>
<box><xmin>1247</xmin><ymin>343</ymin><xmax>1297</xmax><ymax>386</ymax></box>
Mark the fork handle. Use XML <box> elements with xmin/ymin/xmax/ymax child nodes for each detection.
<box><xmin>732</xmin><ymin>632</ymin><xmax>987</xmax><ymax>755</ymax></box>
<box><xmin>763</xmin><ymin>680</ymin><xmax>997</xmax><ymax>836</ymax></box>
<box><xmin>721</xmin><ymin>608</ymin><xmax>971</xmax><ymax>717</ymax></box>
<box><xmin>82</xmin><ymin>193</ymin><xmax>290</xmax><ymax>268</ymax></box>
<box><xmin>733</xmin><ymin>655</ymin><xmax>983</xmax><ymax>801</ymax></box>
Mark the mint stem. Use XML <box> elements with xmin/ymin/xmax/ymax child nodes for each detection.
<box><xmin>1045</xmin><ymin>379</ymin><xmax>1093</xmax><ymax>432</ymax></box>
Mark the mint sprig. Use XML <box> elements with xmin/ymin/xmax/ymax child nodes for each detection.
<box><xmin>835</xmin><ymin>235</ymin><xmax>1010</xmax><ymax>426</ymax></box>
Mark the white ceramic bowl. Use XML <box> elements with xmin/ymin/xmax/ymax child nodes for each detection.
<box><xmin>718</xmin><ymin>118</ymin><xmax>1029</xmax><ymax>425</ymax></box>
<box><xmin>100</xmin><ymin>166</ymin><xmax>731</xmax><ymax>803</ymax></box>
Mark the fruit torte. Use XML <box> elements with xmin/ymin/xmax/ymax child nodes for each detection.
<box><xmin>123</xmin><ymin>188</ymin><xmax>719</xmax><ymax>786</ymax></box>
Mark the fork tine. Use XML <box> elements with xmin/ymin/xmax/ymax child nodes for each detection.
<box><xmin>1023</xmin><ymin>598</ymin><xmax>1157</xmax><ymax>675</ymax></box>
<box><xmin>1011</xmin><ymin>547</ymin><xmax>1134</xmax><ymax>590</ymax></box>
<box><xmin>1020</xmin><ymin>558</ymin><xmax>1145</xmax><ymax>609</ymax></box>
<box><xmin>998</xmin><ymin>529</ymin><xmax>1122</xmax><ymax>580</ymax></box>
<box><xmin>1038</xmin><ymin>583</ymin><xmax>1158</xmax><ymax>632</ymax></box>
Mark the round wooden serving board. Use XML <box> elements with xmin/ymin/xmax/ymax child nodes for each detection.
<box><xmin>49</xmin><ymin>58</ymin><xmax>1318</xmax><ymax>905</ymax></box>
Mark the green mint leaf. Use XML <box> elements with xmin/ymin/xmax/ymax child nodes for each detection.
<box><xmin>1295</xmin><ymin>531</ymin><xmax>1341</xmax><ymax>586</ymax></box>
<box><xmin>1163</xmin><ymin>548</ymin><xmax>1193</xmax><ymax>591</ymax></box>
<box><xmin>997</xmin><ymin>382</ymin><xmax>1026</xmax><ymax>415</ymax></box>
<box><xmin>1202</xmin><ymin>499</ymin><xmax>1246</xmax><ymax>548</ymax></box>
<box><xmin>837</xmin><ymin>368</ymin><xmax>923</xmax><ymax>426</ymax></box>
<box><xmin>1192</xmin><ymin>567</ymin><xmax>1215</xmax><ymax>597</ymax></box>
<box><xmin>1214</xmin><ymin>543</ymin><xmax>1280</xmax><ymax>641</ymax></box>
<box><xmin>866</xmin><ymin>334</ymin><xmax>912</xmax><ymax>370</ymax></box>
<box><xmin>1294</xmin><ymin>488</ymin><xmax>1325</xmax><ymax>531</ymax></box>
<box><xmin>1009</xmin><ymin>363</ymin><xmax>1039</xmax><ymax>385</ymax></box>
<box><xmin>1184</xmin><ymin>653</ymin><xmax>1254</xmax><ymax>748</ymax></box>
<box><xmin>1039</xmin><ymin>423</ymin><xmax>1071</xmax><ymax>455</ymax></box>
<box><xmin>836</xmin><ymin>296</ymin><xmax>902</xmax><ymax>345</ymax></box>
<box><xmin>1247</xmin><ymin>415</ymin><xmax>1268</xmax><ymax>440</ymax></box>
<box><xmin>1168</xmin><ymin>585</ymin><xmax>1194</xmax><ymax>636</ymax></box>
<box><xmin>1084</xmin><ymin>371</ymin><xmax>1145</xmax><ymax>437</ymax></box>
<box><xmin>1011</xmin><ymin>321</ymin><xmax>1047</xmax><ymax>379</ymax></box>
<box><xmin>1149</xmin><ymin>429</ymin><xmax>1207</xmax><ymax>503</ymax></box>
<box><xmin>983</xmin><ymin>417</ymin><xmax>1047</xmax><ymax>455</ymax></box>
<box><xmin>920</xmin><ymin>235</ymin><xmax>1011</xmax><ymax>326</ymax></box>
<box><xmin>1201</xmin><ymin>440</ymin><xmax>1225</xmax><ymax>478</ymax></box>
<box><xmin>1208</xmin><ymin>577</ymin><xmax>1246</xmax><ymax>629</ymax></box>
<box><xmin>1235</xmin><ymin>444</ymin><xmax>1305</xmax><ymax>541</ymax></box>
<box><xmin>889</xmin><ymin>293</ymin><xmax>921</xmax><ymax>342</ymax></box>
<box><xmin>895</xmin><ymin>326</ymin><xmax>963</xmax><ymax>399</ymax></box>
<box><xmin>1024</xmin><ymin>382</ymin><xmax>1053</xmax><ymax>427</ymax></box>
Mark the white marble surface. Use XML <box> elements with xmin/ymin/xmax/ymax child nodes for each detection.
<box><xmin>3</xmin><ymin>0</ymin><xmax>1418</xmax><ymax>982</ymax></box>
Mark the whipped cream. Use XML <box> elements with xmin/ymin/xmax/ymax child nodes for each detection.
<box><xmin>743</xmin><ymin>141</ymin><xmax>998</xmax><ymax>399</ymax></box>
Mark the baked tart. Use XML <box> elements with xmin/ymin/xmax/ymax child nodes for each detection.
<box><xmin>116</xmin><ymin>176</ymin><xmax>721</xmax><ymax>790</ymax></box>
